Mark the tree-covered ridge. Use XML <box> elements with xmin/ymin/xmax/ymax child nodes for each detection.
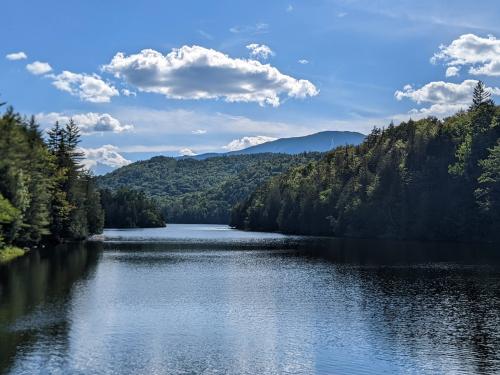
<box><xmin>97</xmin><ymin>153</ymin><xmax>323</xmax><ymax>223</ymax></box>
<box><xmin>100</xmin><ymin>188</ymin><xmax>166</xmax><ymax>228</ymax></box>
<box><xmin>232</xmin><ymin>82</ymin><xmax>500</xmax><ymax>242</ymax></box>
<box><xmin>0</xmin><ymin>107</ymin><xmax>104</xmax><ymax>257</ymax></box>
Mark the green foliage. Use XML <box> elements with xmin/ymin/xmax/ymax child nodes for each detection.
<box><xmin>0</xmin><ymin>246</ymin><xmax>25</xmax><ymax>264</ymax></box>
<box><xmin>0</xmin><ymin>106</ymin><xmax>104</xmax><ymax>251</ymax></box>
<box><xmin>97</xmin><ymin>153</ymin><xmax>321</xmax><ymax>223</ymax></box>
<box><xmin>100</xmin><ymin>188</ymin><xmax>165</xmax><ymax>228</ymax></box>
<box><xmin>232</xmin><ymin>91</ymin><xmax>500</xmax><ymax>242</ymax></box>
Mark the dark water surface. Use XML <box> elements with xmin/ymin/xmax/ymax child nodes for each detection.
<box><xmin>1</xmin><ymin>224</ymin><xmax>500</xmax><ymax>374</ymax></box>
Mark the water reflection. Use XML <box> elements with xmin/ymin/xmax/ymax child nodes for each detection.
<box><xmin>0</xmin><ymin>242</ymin><xmax>101</xmax><ymax>373</ymax></box>
<box><xmin>0</xmin><ymin>226</ymin><xmax>499</xmax><ymax>374</ymax></box>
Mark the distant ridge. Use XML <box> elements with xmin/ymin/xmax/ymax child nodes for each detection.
<box><xmin>181</xmin><ymin>131</ymin><xmax>365</xmax><ymax>160</ymax></box>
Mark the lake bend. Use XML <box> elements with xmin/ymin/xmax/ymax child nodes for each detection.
<box><xmin>1</xmin><ymin>224</ymin><xmax>500</xmax><ymax>374</ymax></box>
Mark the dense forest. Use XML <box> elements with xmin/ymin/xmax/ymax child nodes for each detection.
<box><xmin>0</xmin><ymin>106</ymin><xmax>104</xmax><ymax>261</ymax></box>
<box><xmin>97</xmin><ymin>153</ymin><xmax>322</xmax><ymax>223</ymax></box>
<box><xmin>232</xmin><ymin>82</ymin><xmax>500</xmax><ymax>242</ymax></box>
<box><xmin>100</xmin><ymin>188</ymin><xmax>165</xmax><ymax>228</ymax></box>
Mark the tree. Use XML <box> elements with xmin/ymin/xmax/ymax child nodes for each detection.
<box><xmin>470</xmin><ymin>80</ymin><xmax>494</xmax><ymax>111</ymax></box>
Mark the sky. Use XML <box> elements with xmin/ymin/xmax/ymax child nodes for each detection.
<box><xmin>2</xmin><ymin>0</ymin><xmax>500</xmax><ymax>171</ymax></box>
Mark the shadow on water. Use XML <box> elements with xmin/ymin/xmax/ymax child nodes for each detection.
<box><xmin>0</xmin><ymin>242</ymin><xmax>102</xmax><ymax>373</ymax></box>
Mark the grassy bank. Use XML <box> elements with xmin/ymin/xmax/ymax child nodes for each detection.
<box><xmin>0</xmin><ymin>246</ymin><xmax>26</xmax><ymax>264</ymax></box>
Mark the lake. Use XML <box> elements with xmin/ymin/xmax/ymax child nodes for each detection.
<box><xmin>1</xmin><ymin>224</ymin><xmax>500</xmax><ymax>374</ymax></box>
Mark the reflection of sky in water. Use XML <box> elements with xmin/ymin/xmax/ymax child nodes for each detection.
<box><xmin>3</xmin><ymin>225</ymin><xmax>500</xmax><ymax>374</ymax></box>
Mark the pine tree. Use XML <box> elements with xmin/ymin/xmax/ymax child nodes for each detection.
<box><xmin>470</xmin><ymin>80</ymin><xmax>494</xmax><ymax>111</ymax></box>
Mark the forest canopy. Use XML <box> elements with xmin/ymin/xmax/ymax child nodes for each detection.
<box><xmin>231</xmin><ymin>82</ymin><xmax>500</xmax><ymax>242</ymax></box>
<box><xmin>0</xmin><ymin>106</ymin><xmax>104</xmax><ymax>256</ymax></box>
<box><xmin>97</xmin><ymin>152</ymin><xmax>323</xmax><ymax>223</ymax></box>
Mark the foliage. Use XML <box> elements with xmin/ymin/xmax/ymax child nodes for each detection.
<box><xmin>0</xmin><ymin>106</ymin><xmax>104</xmax><ymax>255</ymax></box>
<box><xmin>232</xmin><ymin>83</ymin><xmax>500</xmax><ymax>242</ymax></box>
<box><xmin>100</xmin><ymin>188</ymin><xmax>165</xmax><ymax>228</ymax></box>
<box><xmin>97</xmin><ymin>153</ymin><xmax>322</xmax><ymax>223</ymax></box>
<box><xmin>0</xmin><ymin>246</ymin><xmax>25</xmax><ymax>264</ymax></box>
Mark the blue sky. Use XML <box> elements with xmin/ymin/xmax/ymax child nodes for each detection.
<box><xmin>2</xmin><ymin>0</ymin><xmax>500</xmax><ymax>170</ymax></box>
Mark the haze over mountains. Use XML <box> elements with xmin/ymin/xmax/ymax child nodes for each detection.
<box><xmin>92</xmin><ymin>130</ymin><xmax>365</xmax><ymax>174</ymax></box>
<box><xmin>181</xmin><ymin>131</ymin><xmax>365</xmax><ymax>160</ymax></box>
<box><xmin>96</xmin><ymin>130</ymin><xmax>366</xmax><ymax>222</ymax></box>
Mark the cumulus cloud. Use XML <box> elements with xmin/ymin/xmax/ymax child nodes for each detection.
<box><xmin>6</xmin><ymin>51</ymin><xmax>27</xmax><ymax>61</ymax></box>
<box><xmin>79</xmin><ymin>145</ymin><xmax>131</xmax><ymax>170</ymax></box>
<box><xmin>246</xmin><ymin>43</ymin><xmax>274</xmax><ymax>60</ymax></box>
<box><xmin>298</xmin><ymin>59</ymin><xmax>309</xmax><ymax>65</ymax></box>
<box><xmin>26</xmin><ymin>61</ymin><xmax>52</xmax><ymax>75</ymax></box>
<box><xmin>192</xmin><ymin>129</ymin><xmax>207</xmax><ymax>134</ymax></box>
<box><xmin>222</xmin><ymin>135</ymin><xmax>276</xmax><ymax>151</ymax></box>
<box><xmin>432</xmin><ymin>34</ymin><xmax>500</xmax><ymax>77</ymax></box>
<box><xmin>102</xmin><ymin>46</ymin><xmax>318</xmax><ymax>107</ymax></box>
<box><xmin>394</xmin><ymin>79</ymin><xmax>500</xmax><ymax>120</ymax></box>
<box><xmin>48</xmin><ymin>71</ymin><xmax>119</xmax><ymax>103</ymax></box>
<box><xmin>445</xmin><ymin>66</ymin><xmax>460</xmax><ymax>77</ymax></box>
<box><xmin>395</xmin><ymin>80</ymin><xmax>500</xmax><ymax>105</ymax></box>
<box><xmin>36</xmin><ymin>112</ymin><xmax>133</xmax><ymax>134</ymax></box>
<box><xmin>179</xmin><ymin>148</ymin><xmax>197</xmax><ymax>156</ymax></box>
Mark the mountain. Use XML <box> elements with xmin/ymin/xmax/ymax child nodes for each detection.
<box><xmin>183</xmin><ymin>131</ymin><xmax>365</xmax><ymax>160</ymax></box>
<box><xmin>97</xmin><ymin>130</ymin><xmax>366</xmax><ymax>224</ymax></box>
<box><xmin>97</xmin><ymin>153</ymin><xmax>322</xmax><ymax>223</ymax></box>
<box><xmin>231</xmin><ymin>103</ymin><xmax>500</xmax><ymax>242</ymax></box>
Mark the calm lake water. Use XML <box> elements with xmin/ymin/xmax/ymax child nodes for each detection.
<box><xmin>1</xmin><ymin>224</ymin><xmax>500</xmax><ymax>374</ymax></box>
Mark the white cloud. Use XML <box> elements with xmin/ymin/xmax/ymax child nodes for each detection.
<box><xmin>432</xmin><ymin>34</ymin><xmax>500</xmax><ymax>77</ymax></box>
<box><xmin>222</xmin><ymin>135</ymin><xmax>277</xmax><ymax>151</ymax></box>
<box><xmin>395</xmin><ymin>80</ymin><xmax>500</xmax><ymax>105</ymax></box>
<box><xmin>79</xmin><ymin>145</ymin><xmax>131</xmax><ymax>170</ymax></box>
<box><xmin>26</xmin><ymin>61</ymin><xmax>52</xmax><ymax>75</ymax></box>
<box><xmin>102</xmin><ymin>46</ymin><xmax>318</xmax><ymax>107</ymax></box>
<box><xmin>49</xmin><ymin>71</ymin><xmax>119</xmax><ymax>103</ymax></box>
<box><xmin>6</xmin><ymin>51</ymin><xmax>27</xmax><ymax>61</ymax></box>
<box><xmin>394</xmin><ymin>79</ymin><xmax>500</xmax><ymax>120</ymax></box>
<box><xmin>121</xmin><ymin>88</ymin><xmax>136</xmax><ymax>97</ymax></box>
<box><xmin>246</xmin><ymin>43</ymin><xmax>274</xmax><ymax>60</ymax></box>
<box><xmin>179</xmin><ymin>148</ymin><xmax>197</xmax><ymax>156</ymax></box>
<box><xmin>229</xmin><ymin>23</ymin><xmax>269</xmax><ymax>34</ymax></box>
<box><xmin>192</xmin><ymin>129</ymin><xmax>207</xmax><ymax>134</ymax></box>
<box><xmin>298</xmin><ymin>59</ymin><xmax>309</xmax><ymax>65</ymax></box>
<box><xmin>36</xmin><ymin>112</ymin><xmax>133</xmax><ymax>134</ymax></box>
<box><xmin>445</xmin><ymin>66</ymin><xmax>460</xmax><ymax>77</ymax></box>
<box><xmin>337</xmin><ymin>12</ymin><xmax>348</xmax><ymax>18</ymax></box>
<box><xmin>286</xmin><ymin>4</ymin><xmax>294</xmax><ymax>12</ymax></box>
<box><xmin>393</xmin><ymin>103</ymin><xmax>466</xmax><ymax>122</ymax></box>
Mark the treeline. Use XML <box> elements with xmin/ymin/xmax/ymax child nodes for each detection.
<box><xmin>100</xmin><ymin>188</ymin><xmax>165</xmax><ymax>228</ymax></box>
<box><xmin>0</xmin><ymin>106</ymin><xmax>104</xmax><ymax>255</ymax></box>
<box><xmin>97</xmin><ymin>153</ymin><xmax>322</xmax><ymax>223</ymax></box>
<box><xmin>232</xmin><ymin>82</ymin><xmax>500</xmax><ymax>242</ymax></box>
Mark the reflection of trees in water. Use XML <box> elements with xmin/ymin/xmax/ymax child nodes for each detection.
<box><xmin>0</xmin><ymin>242</ymin><xmax>102</xmax><ymax>373</ymax></box>
<box><xmin>308</xmin><ymin>238</ymin><xmax>500</xmax><ymax>374</ymax></box>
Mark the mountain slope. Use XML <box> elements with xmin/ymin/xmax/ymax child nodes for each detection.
<box><xmin>231</xmin><ymin>104</ymin><xmax>500</xmax><ymax>242</ymax></box>
<box><xmin>97</xmin><ymin>153</ymin><xmax>323</xmax><ymax>223</ymax></box>
<box><xmin>186</xmin><ymin>131</ymin><xmax>365</xmax><ymax>160</ymax></box>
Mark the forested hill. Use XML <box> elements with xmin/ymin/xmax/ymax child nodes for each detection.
<box><xmin>232</xmin><ymin>83</ymin><xmax>500</xmax><ymax>242</ymax></box>
<box><xmin>183</xmin><ymin>131</ymin><xmax>365</xmax><ymax>160</ymax></box>
<box><xmin>97</xmin><ymin>153</ymin><xmax>323</xmax><ymax>223</ymax></box>
<box><xmin>0</xmin><ymin>107</ymin><xmax>104</xmax><ymax>260</ymax></box>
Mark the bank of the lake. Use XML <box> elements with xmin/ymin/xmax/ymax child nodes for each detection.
<box><xmin>1</xmin><ymin>224</ymin><xmax>500</xmax><ymax>375</ymax></box>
